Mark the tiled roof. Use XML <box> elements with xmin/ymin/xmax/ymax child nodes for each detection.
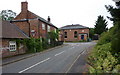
<box><xmin>28</xmin><ymin>11</ymin><xmax>58</xmax><ymax>29</ymax></box>
<box><xmin>12</xmin><ymin>11</ymin><xmax>58</xmax><ymax>29</ymax></box>
<box><xmin>0</xmin><ymin>20</ymin><xmax>29</xmax><ymax>39</ymax></box>
<box><xmin>60</xmin><ymin>24</ymin><xmax>89</xmax><ymax>30</ymax></box>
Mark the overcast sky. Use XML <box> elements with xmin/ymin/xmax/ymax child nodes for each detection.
<box><xmin>0</xmin><ymin>0</ymin><xmax>116</xmax><ymax>28</ymax></box>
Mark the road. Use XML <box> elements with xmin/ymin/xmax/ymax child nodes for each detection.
<box><xmin>2</xmin><ymin>42</ymin><xmax>96</xmax><ymax>73</ymax></box>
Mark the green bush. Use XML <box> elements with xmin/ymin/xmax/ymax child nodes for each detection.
<box><xmin>35</xmin><ymin>39</ymin><xmax>42</xmax><ymax>52</ymax></box>
<box><xmin>48</xmin><ymin>31</ymin><xmax>58</xmax><ymax>47</ymax></box>
<box><xmin>79</xmin><ymin>40</ymin><xmax>87</xmax><ymax>42</ymax></box>
<box><xmin>22</xmin><ymin>30</ymin><xmax>61</xmax><ymax>53</ymax></box>
<box><xmin>24</xmin><ymin>38</ymin><xmax>42</xmax><ymax>53</ymax></box>
<box><xmin>42</xmin><ymin>38</ymin><xmax>49</xmax><ymax>49</ymax></box>
<box><xmin>111</xmin><ymin>23</ymin><xmax>120</xmax><ymax>53</ymax></box>
<box><xmin>88</xmin><ymin>43</ymin><xmax>120</xmax><ymax>73</ymax></box>
<box><xmin>97</xmin><ymin>27</ymin><xmax>115</xmax><ymax>45</ymax></box>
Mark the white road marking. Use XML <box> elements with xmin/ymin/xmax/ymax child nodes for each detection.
<box><xmin>55</xmin><ymin>51</ymin><xmax>65</xmax><ymax>56</ymax></box>
<box><xmin>65</xmin><ymin>50</ymin><xmax>85</xmax><ymax>73</ymax></box>
<box><xmin>18</xmin><ymin>58</ymin><xmax>50</xmax><ymax>73</ymax></box>
<box><xmin>82</xmin><ymin>50</ymin><xmax>86</xmax><ymax>54</ymax></box>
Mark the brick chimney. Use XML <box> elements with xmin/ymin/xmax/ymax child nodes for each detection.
<box><xmin>21</xmin><ymin>1</ymin><xmax>28</xmax><ymax>12</ymax></box>
<box><xmin>47</xmin><ymin>16</ymin><xmax>51</xmax><ymax>22</ymax></box>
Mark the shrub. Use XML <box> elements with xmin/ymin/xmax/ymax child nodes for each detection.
<box><xmin>24</xmin><ymin>38</ymin><xmax>42</xmax><ymax>53</ymax></box>
<box><xmin>97</xmin><ymin>27</ymin><xmax>115</xmax><ymax>45</ymax></box>
<box><xmin>79</xmin><ymin>40</ymin><xmax>87</xmax><ymax>42</ymax></box>
<box><xmin>35</xmin><ymin>39</ymin><xmax>42</xmax><ymax>52</ymax></box>
<box><xmin>42</xmin><ymin>38</ymin><xmax>49</xmax><ymax>49</ymax></box>
<box><xmin>88</xmin><ymin>43</ymin><xmax>120</xmax><ymax>73</ymax></box>
<box><xmin>47</xmin><ymin>30</ymin><xmax>59</xmax><ymax>47</ymax></box>
<box><xmin>111</xmin><ymin>23</ymin><xmax>120</xmax><ymax>53</ymax></box>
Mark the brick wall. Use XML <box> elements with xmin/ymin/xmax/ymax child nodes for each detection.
<box><xmin>29</xmin><ymin>19</ymin><xmax>39</xmax><ymax>38</ymax></box>
<box><xmin>1</xmin><ymin>39</ymin><xmax>26</xmax><ymax>58</ymax></box>
<box><xmin>13</xmin><ymin>1</ymin><xmax>57</xmax><ymax>39</ymax></box>
<box><xmin>60</xmin><ymin>28</ymin><xmax>89</xmax><ymax>42</ymax></box>
<box><xmin>13</xmin><ymin>21</ymin><xmax>30</xmax><ymax>36</ymax></box>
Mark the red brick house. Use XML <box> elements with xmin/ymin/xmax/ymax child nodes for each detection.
<box><xmin>0</xmin><ymin>1</ymin><xmax>58</xmax><ymax>58</ymax></box>
<box><xmin>59</xmin><ymin>24</ymin><xmax>89</xmax><ymax>42</ymax></box>
<box><xmin>11</xmin><ymin>1</ymin><xmax>58</xmax><ymax>39</ymax></box>
<box><xmin>0</xmin><ymin>20</ymin><xmax>29</xmax><ymax>58</ymax></box>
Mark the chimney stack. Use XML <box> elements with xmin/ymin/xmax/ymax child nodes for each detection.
<box><xmin>47</xmin><ymin>16</ymin><xmax>51</xmax><ymax>22</ymax></box>
<box><xmin>21</xmin><ymin>1</ymin><xmax>28</xmax><ymax>12</ymax></box>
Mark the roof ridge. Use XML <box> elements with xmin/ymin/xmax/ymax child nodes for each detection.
<box><xmin>28</xmin><ymin>10</ymin><xmax>58</xmax><ymax>28</ymax></box>
<box><xmin>60</xmin><ymin>24</ymin><xmax>89</xmax><ymax>30</ymax></box>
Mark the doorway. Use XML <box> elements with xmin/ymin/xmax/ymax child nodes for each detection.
<box><xmin>81</xmin><ymin>35</ymin><xmax>84</xmax><ymax>40</ymax></box>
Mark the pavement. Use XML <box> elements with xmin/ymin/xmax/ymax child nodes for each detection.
<box><xmin>2</xmin><ymin>42</ymin><xmax>96</xmax><ymax>73</ymax></box>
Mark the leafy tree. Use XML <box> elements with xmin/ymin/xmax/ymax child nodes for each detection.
<box><xmin>48</xmin><ymin>30</ymin><xmax>58</xmax><ymax>47</ymax></box>
<box><xmin>94</xmin><ymin>15</ymin><xmax>108</xmax><ymax>35</ymax></box>
<box><xmin>105</xmin><ymin>5</ymin><xmax>120</xmax><ymax>53</ymax></box>
<box><xmin>105</xmin><ymin>5</ymin><xmax>120</xmax><ymax>23</ymax></box>
<box><xmin>0</xmin><ymin>10</ymin><xmax>16</xmax><ymax>20</ymax></box>
<box><xmin>89</xmin><ymin>28</ymin><xmax>94</xmax><ymax>40</ymax></box>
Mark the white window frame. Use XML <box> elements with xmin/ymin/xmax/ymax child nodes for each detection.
<box><xmin>42</xmin><ymin>23</ymin><xmax>45</xmax><ymax>30</ymax></box>
<box><xmin>82</xmin><ymin>30</ymin><xmax>85</xmax><ymax>32</ymax></box>
<box><xmin>9</xmin><ymin>41</ymin><xmax>16</xmax><ymax>51</ymax></box>
<box><xmin>47</xmin><ymin>25</ymin><xmax>50</xmax><ymax>32</ymax></box>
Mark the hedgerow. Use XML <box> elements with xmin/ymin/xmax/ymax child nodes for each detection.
<box><xmin>88</xmin><ymin>43</ymin><xmax>120</xmax><ymax>73</ymax></box>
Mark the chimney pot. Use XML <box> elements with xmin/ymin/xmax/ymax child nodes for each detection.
<box><xmin>48</xmin><ymin>16</ymin><xmax>51</xmax><ymax>22</ymax></box>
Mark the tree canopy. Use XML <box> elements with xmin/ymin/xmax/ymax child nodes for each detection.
<box><xmin>105</xmin><ymin>5</ymin><xmax>120</xmax><ymax>52</ymax></box>
<box><xmin>94</xmin><ymin>15</ymin><xmax>108</xmax><ymax>35</ymax></box>
<box><xmin>89</xmin><ymin>28</ymin><xmax>94</xmax><ymax>39</ymax></box>
<box><xmin>105</xmin><ymin>5</ymin><xmax>120</xmax><ymax>22</ymax></box>
<box><xmin>0</xmin><ymin>10</ymin><xmax>16</xmax><ymax>21</ymax></box>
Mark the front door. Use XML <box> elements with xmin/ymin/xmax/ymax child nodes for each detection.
<box><xmin>81</xmin><ymin>35</ymin><xmax>84</xmax><ymax>40</ymax></box>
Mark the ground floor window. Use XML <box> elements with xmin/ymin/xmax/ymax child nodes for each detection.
<box><xmin>74</xmin><ymin>31</ymin><xmax>78</xmax><ymax>38</ymax></box>
<box><xmin>64</xmin><ymin>32</ymin><xmax>67</xmax><ymax>38</ymax></box>
<box><xmin>9</xmin><ymin>41</ymin><xmax>16</xmax><ymax>51</ymax></box>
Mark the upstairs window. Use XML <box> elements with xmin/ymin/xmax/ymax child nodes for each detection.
<box><xmin>64</xmin><ymin>32</ymin><xmax>67</xmax><ymax>38</ymax></box>
<box><xmin>47</xmin><ymin>25</ymin><xmax>50</xmax><ymax>32</ymax></box>
<box><xmin>74</xmin><ymin>31</ymin><xmax>78</xmax><ymax>38</ymax></box>
<box><xmin>82</xmin><ymin>30</ymin><xmax>85</xmax><ymax>32</ymax></box>
<box><xmin>42</xmin><ymin>23</ymin><xmax>45</xmax><ymax>30</ymax></box>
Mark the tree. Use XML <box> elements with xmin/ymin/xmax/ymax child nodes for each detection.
<box><xmin>94</xmin><ymin>15</ymin><xmax>108</xmax><ymax>35</ymax></box>
<box><xmin>105</xmin><ymin>5</ymin><xmax>120</xmax><ymax>53</ymax></box>
<box><xmin>48</xmin><ymin>30</ymin><xmax>59</xmax><ymax>47</ymax></box>
<box><xmin>105</xmin><ymin>5</ymin><xmax>120</xmax><ymax>23</ymax></box>
<box><xmin>0</xmin><ymin>10</ymin><xmax>16</xmax><ymax>20</ymax></box>
<box><xmin>89</xmin><ymin>28</ymin><xmax>94</xmax><ymax>40</ymax></box>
